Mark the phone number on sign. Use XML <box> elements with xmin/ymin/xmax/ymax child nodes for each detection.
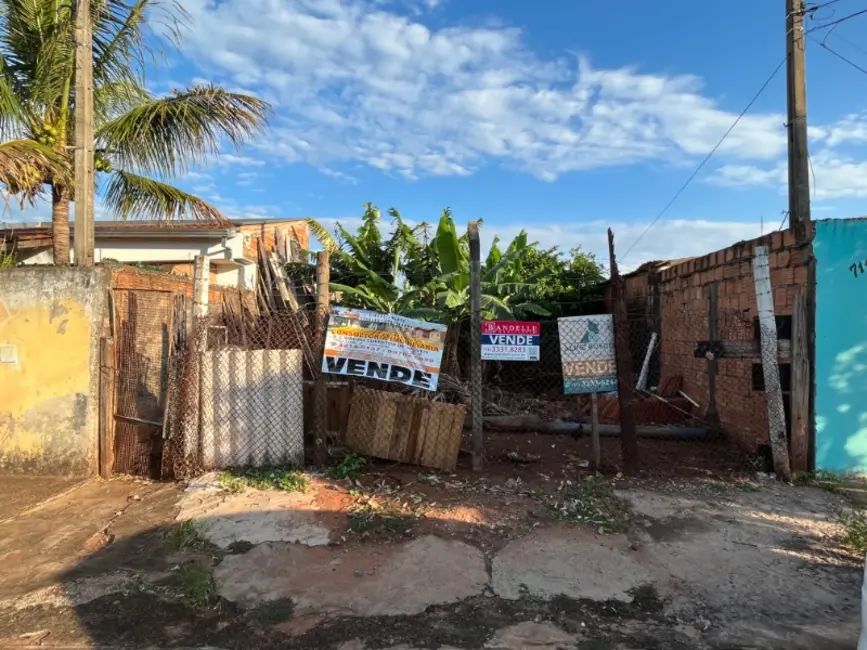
<box><xmin>482</xmin><ymin>345</ymin><xmax>539</xmax><ymax>359</ymax></box>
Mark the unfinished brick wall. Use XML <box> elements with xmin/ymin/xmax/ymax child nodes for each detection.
<box><xmin>656</xmin><ymin>229</ymin><xmax>807</xmax><ymax>450</ymax></box>
<box><xmin>109</xmin><ymin>266</ymin><xmax>258</xmax><ymax>313</ymax></box>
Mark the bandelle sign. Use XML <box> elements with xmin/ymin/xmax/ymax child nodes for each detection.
<box><xmin>481</xmin><ymin>321</ymin><xmax>541</xmax><ymax>361</ymax></box>
<box><xmin>321</xmin><ymin>307</ymin><xmax>447</xmax><ymax>391</ymax></box>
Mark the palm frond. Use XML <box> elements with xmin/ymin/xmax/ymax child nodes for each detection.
<box><xmin>97</xmin><ymin>85</ymin><xmax>271</xmax><ymax>177</ymax></box>
<box><xmin>93</xmin><ymin>0</ymin><xmax>185</xmax><ymax>89</ymax></box>
<box><xmin>101</xmin><ymin>169</ymin><xmax>227</xmax><ymax>223</ymax></box>
<box><xmin>0</xmin><ymin>138</ymin><xmax>71</xmax><ymax>204</ymax></box>
<box><xmin>95</xmin><ymin>80</ymin><xmax>151</xmax><ymax>123</ymax></box>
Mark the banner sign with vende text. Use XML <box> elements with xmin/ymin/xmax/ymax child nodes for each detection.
<box><xmin>321</xmin><ymin>307</ymin><xmax>447</xmax><ymax>391</ymax></box>
<box><xmin>481</xmin><ymin>321</ymin><xmax>540</xmax><ymax>361</ymax></box>
<box><xmin>558</xmin><ymin>314</ymin><xmax>617</xmax><ymax>394</ymax></box>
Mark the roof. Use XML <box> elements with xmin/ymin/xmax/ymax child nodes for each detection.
<box><xmin>0</xmin><ymin>218</ymin><xmax>308</xmax><ymax>247</ymax></box>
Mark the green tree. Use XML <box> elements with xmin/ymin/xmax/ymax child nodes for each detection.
<box><xmin>518</xmin><ymin>245</ymin><xmax>606</xmax><ymax>316</ymax></box>
<box><xmin>0</xmin><ymin>0</ymin><xmax>270</xmax><ymax>264</ymax></box>
<box><xmin>308</xmin><ymin>205</ymin><xmax>552</xmax><ymax>323</ymax></box>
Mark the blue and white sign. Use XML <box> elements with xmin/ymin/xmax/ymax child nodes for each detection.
<box><xmin>481</xmin><ymin>321</ymin><xmax>540</xmax><ymax>361</ymax></box>
<box><xmin>558</xmin><ymin>315</ymin><xmax>617</xmax><ymax>394</ymax></box>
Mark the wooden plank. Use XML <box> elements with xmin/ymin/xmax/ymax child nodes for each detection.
<box><xmin>790</xmin><ymin>292</ymin><xmax>810</xmax><ymax>474</ymax></box>
<box><xmin>694</xmin><ymin>338</ymin><xmax>791</xmax><ymax>361</ymax></box>
<box><xmin>99</xmin><ymin>337</ymin><xmax>116</xmax><ymax>478</ymax></box>
<box><xmin>753</xmin><ymin>246</ymin><xmax>792</xmax><ymax>481</ymax></box>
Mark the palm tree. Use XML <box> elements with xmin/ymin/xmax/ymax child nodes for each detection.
<box><xmin>0</xmin><ymin>0</ymin><xmax>270</xmax><ymax>264</ymax></box>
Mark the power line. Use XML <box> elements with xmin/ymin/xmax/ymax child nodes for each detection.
<box><xmin>620</xmin><ymin>58</ymin><xmax>787</xmax><ymax>262</ymax></box>
<box><xmin>807</xmin><ymin>7</ymin><xmax>867</xmax><ymax>32</ymax></box>
<box><xmin>811</xmin><ymin>34</ymin><xmax>867</xmax><ymax>75</ymax></box>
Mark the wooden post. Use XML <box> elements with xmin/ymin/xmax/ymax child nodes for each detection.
<box><xmin>469</xmin><ymin>221</ymin><xmax>484</xmax><ymax>471</ymax></box>
<box><xmin>706</xmin><ymin>282</ymin><xmax>720</xmax><ymax>426</ymax></box>
<box><xmin>99</xmin><ymin>336</ymin><xmax>116</xmax><ymax>478</ymax></box>
<box><xmin>753</xmin><ymin>246</ymin><xmax>792</xmax><ymax>481</ymax></box>
<box><xmin>313</xmin><ymin>250</ymin><xmax>330</xmax><ymax>465</ymax></box>
<box><xmin>608</xmin><ymin>229</ymin><xmax>639</xmax><ymax>473</ymax></box>
<box><xmin>590</xmin><ymin>392</ymin><xmax>601</xmax><ymax>471</ymax></box>
<box><xmin>786</xmin><ymin>0</ymin><xmax>816</xmax><ymax>470</ymax></box>
<box><xmin>790</xmin><ymin>292</ymin><xmax>810</xmax><ymax>473</ymax></box>
<box><xmin>73</xmin><ymin>0</ymin><xmax>95</xmax><ymax>266</ymax></box>
<box><xmin>192</xmin><ymin>256</ymin><xmax>210</xmax><ymax>349</ymax></box>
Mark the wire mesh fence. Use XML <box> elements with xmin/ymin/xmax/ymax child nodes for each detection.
<box><xmin>109</xmin><ymin>259</ymin><xmax>789</xmax><ymax>481</ymax></box>
<box><xmin>167</xmin><ymin>306</ymin><xmax>315</xmax><ymax>479</ymax></box>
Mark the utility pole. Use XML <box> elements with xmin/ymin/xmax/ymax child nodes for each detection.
<box><xmin>468</xmin><ymin>221</ymin><xmax>484</xmax><ymax>471</ymax></box>
<box><xmin>73</xmin><ymin>0</ymin><xmax>95</xmax><ymax>266</ymax></box>
<box><xmin>786</xmin><ymin>0</ymin><xmax>811</xmax><ymax>239</ymax></box>
<box><xmin>786</xmin><ymin>0</ymin><xmax>815</xmax><ymax>473</ymax></box>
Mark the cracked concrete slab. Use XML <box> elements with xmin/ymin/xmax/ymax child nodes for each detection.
<box><xmin>215</xmin><ymin>535</ymin><xmax>488</xmax><ymax>616</ymax></box>
<box><xmin>176</xmin><ymin>475</ymin><xmax>329</xmax><ymax>549</ymax></box>
<box><xmin>485</xmin><ymin>622</ymin><xmax>579</xmax><ymax>649</ymax></box>
<box><xmin>491</xmin><ymin>526</ymin><xmax>651</xmax><ymax>602</ymax></box>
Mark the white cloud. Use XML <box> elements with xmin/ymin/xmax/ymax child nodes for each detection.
<box><xmin>309</xmin><ymin>213</ymin><xmax>765</xmax><ymax>268</ymax></box>
<box><xmin>215</xmin><ymin>154</ymin><xmax>266</xmax><ymax>167</ymax></box>
<box><xmin>181</xmin><ymin>0</ymin><xmax>789</xmax><ymax>181</ymax></box>
<box><xmin>710</xmin><ymin>114</ymin><xmax>867</xmax><ymax>199</ymax></box>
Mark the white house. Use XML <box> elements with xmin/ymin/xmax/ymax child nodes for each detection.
<box><xmin>0</xmin><ymin>218</ymin><xmax>310</xmax><ymax>291</ymax></box>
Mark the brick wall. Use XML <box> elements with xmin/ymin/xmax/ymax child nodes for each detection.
<box><xmin>655</xmin><ymin>229</ymin><xmax>807</xmax><ymax>450</ymax></box>
<box><xmin>109</xmin><ymin>266</ymin><xmax>258</xmax><ymax>313</ymax></box>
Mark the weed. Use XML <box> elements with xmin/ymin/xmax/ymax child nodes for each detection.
<box><xmin>347</xmin><ymin>492</ymin><xmax>418</xmax><ymax>538</ymax></box>
<box><xmin>227</xmin><ymin>540</ymin><xmax>255</xmax><ymax>555</ymax></box>
<box><xmin>627</xmin><ymin>584</ymin><xmax>664</xmax><ymax>614</ymax></box>
<box><xmin>736</xmin><ymin>481</ymin><xmax>761</xmax><ymax>492</ymax></box>
<box><xmin>218</xmin><ymin>466</ymin><xmax>309</xmax><ymax>493</ymax></box>
<box><xmin>543</xmin><ymin>476</ymin><xmax>629</xmax><ymax>534</ymax></box>
<box><xmin>795</xmin><ymin>470</ymin><xmax>846</xmax><ymax>494</ymax></box>
<box><xmin>180</xmin><ymin>564</ymin><xmax>220</xmax><ymax>608</ymax></box>
<box><xmin>839</xmin><ymin>507</ymin><xmax>867</xmax><ymax>555</ymax></box>
<box><xmin>251</xmin><ymin>597</ymin><xmax>295</xmax><ymax>625</ymax></box>
<box><xmin>330</xmin><ymin>453</ymin><xmax>368</xmax><ymax>480</ymax></box>
<box><xmin>166</xmin><ymin>520</ymin><xmax>223</xmax><ymax>560</ymax></box>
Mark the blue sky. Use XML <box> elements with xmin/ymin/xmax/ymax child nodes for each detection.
<box><xmin>8</xmin><ymin>0</ymin><xmax>867</xmax><ymax>268</ymax></box>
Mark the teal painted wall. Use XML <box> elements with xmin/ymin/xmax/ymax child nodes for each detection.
<box><xmin>815</xmin><ymin>219</ymin><xmax>867</xmax><ymax>473</ymax></box>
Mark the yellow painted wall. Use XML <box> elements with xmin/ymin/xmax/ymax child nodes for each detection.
<box><xmin>0</xmin><ymin>268</ymin><xmax>105</xmax><ymax>475</ymax></box>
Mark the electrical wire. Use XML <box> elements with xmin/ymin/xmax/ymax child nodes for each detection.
<box><xmin>807</xmin><ymin>7</ymin><xmax>867</xmax><ymax>32</ymax></box>
<box><xmin>619</xmin><ymin>58</ymin><xmax>787</xmax><ymax>263</ymax></box>
<box><xmin>811</xmin><ymin>34</ymin><xmax>867</xmax><ymax>75</ymax></box>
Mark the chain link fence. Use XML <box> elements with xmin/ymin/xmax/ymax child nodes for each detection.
<box><xmin>166</xmin><ymin>305</ymin><xmax>316</xmax><ymax>478</ymax></box>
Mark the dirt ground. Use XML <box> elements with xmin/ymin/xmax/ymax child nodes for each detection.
<box><xmin>0</xmin><ymin>437</ymin><xmax>862</xmax><ymax>649</ymax></box>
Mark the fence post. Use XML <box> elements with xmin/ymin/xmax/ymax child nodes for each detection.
<box><xmin>608</xmin><ymin>229</ymin><xmax>639</xmax><ymax>473</ymax></box>
<box><xmin>753</xmin><ymin>246</ymin><xmax>792</xmax><ymax>481</ymax></box>
<box><xmin>790</xmin><ymin>292</ymin><xmax>810</xmax><ymax>474</ymax></box>
<box><xmin>590</xmin><ymin>392</ymin><xmax>601</xmax><ymax>471</ymax></box>
<box><xmin>313</xmin><ymin>250</ymin><xmax>330</xmax><ymax>466</ymax></box>
<box><xmin>99</xmin><ymin>336</ymin><xmax>116</xmax><ymax>478</ymax></box>
<box><xmin>469</xmin><ymin>222</ymin><xmax>484</xmax><ymax>471</ymax></box>
<box><xmin>189</xmin><ymin>256</ymin><xmax>209</xmax><ymax>466</ymax></box>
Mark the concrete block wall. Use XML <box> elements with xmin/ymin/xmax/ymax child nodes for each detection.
<box><xmin>657</xmin><ymin>229</ymin><xmax>807</xmax><ymax>450</ymax></box>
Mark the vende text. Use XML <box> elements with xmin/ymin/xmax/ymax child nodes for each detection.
<box><xmin>323</xmin><ymin>357</ymin><xmax>434</xmax><ymax>390</ymax></box>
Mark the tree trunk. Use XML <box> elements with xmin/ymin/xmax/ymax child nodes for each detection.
<box><xmin>52</xmin><ymin>185</ymin><xmax>71</xmax><ymax>265</ymax></box>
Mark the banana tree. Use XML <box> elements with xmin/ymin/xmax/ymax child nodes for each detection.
<box><xmin>414</xmin><ymin>210</ymin><xmax>551</xmax><ymax>323</ymax></box>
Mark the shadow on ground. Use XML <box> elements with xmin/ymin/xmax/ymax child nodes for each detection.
<box><xmin>0</xmin><ymin>473</ymin><xmax>862</xmax><ymax>650</ymax></box>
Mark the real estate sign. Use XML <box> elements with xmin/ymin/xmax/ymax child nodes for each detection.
<box><xmin>481</xmin><ymin>321</ymin><xmax>540</xmax><ymax>361</ymax></box>
<box><xmin>321</xmin><ymin>307</ymin><xmax>447</xmax><ymax>391</ymax></box>
<box><xmin>558</xmin><ymin>314</ymin><xmax>617</xmax><ymax>394</ymax></box>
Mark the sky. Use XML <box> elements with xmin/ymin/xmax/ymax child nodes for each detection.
<box><xmin>6</xmin><ymin>0</ymin><xmax>867</xmax><ymax>269</ymax></box>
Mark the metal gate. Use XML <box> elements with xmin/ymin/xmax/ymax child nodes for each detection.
<box><xmin>112</xmin><ymin>289</ymin><xmax>188</xmax><ymax>478</ymax></box>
